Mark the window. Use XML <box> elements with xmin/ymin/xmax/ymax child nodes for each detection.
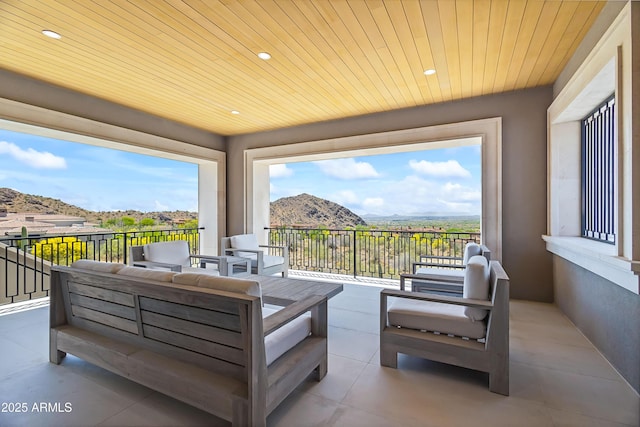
<box><xmin>581</xmin><ymin>95</ymin><xmax>615</xmax><ymax>243</ymax></box>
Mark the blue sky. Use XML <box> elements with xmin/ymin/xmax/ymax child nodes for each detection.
<box><xmin>0</xmin><ymin>129</ymin><xmax>198</xmax><ymax>212</ymax></box>
<box><xmin>270</xmin><ymin>145</ymin><xmax>481</xmax><ymax>217</ymax></box>
<box><xmin>1</xmin><ymin>128</ymin><xmax>481</xmax><ymax>216</ymax></box>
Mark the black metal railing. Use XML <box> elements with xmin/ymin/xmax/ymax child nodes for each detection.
<box><xmin>0</xmin><ymin>228</ymin><xmax>202</xmax><ymax>306</ymax></box>
<box><xmin>266</xmin><ymin>227</ymin><xmax>480</xmax><ymax>279</ymax></box>
<box><xmin>2</xmin><ymin>225</ymin><xmax>480</xmax><ymax>306</ymax></box>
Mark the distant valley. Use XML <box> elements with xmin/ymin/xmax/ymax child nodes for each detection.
<box><xmin>0</xmin><ymin>188</ymin><xmax>480</xmax><ymax>231</ymax></box>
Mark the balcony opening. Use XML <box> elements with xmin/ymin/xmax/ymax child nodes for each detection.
<box><xmin>267</xmin><ymin>145</ymin><xmax>482</xmax><ymax>280</ymax></box>
<box><xmin>244</xmin><ymin>118</ymin><xmax>502</xmax><ymax>277</ymax></box>
<box><xmin>0</xmin><ymin>120</ymin><xmax>223</xmax><ymax>310</ymax></box>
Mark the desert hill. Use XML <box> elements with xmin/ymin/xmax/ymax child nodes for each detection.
<box><xmin>270</xmin><ymin>193</ymin><xmax>366</xmax><ymax>229</ymax></box>
<box><xmin>0</xmin><ymin>188</ymin><xmax>196</xmax><ymax>224</ymax></box>
<box><xmin>1</xmin><ymin>189</ymin><xmax>364</xmax><ymax>229</ymax></box>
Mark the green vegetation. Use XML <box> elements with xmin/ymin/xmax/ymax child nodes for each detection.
<box><xmin>32</xmin><ymin>237</ymin><xmax>87</xmax><ymax>265</ymax></box>
<box><xmin>30</xmin><ymin>217</ymin><xmax>201</xmax><ymax>266</ymax></box>
<box><xmin>270</xmin><ymin>222</ymin><xmax>480</xmax><ymax>279</ymax></box>
<box><xmin>364</xmin><ymin>215</ymin><xmax>480</xmax><ymax>233</ymax></box>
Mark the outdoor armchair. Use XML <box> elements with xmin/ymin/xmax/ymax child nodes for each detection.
<box><xmin>221</xmin><ymin>233</ymin><xmax>289</xmax><ymax>277</ymax></box>
<box><xmin>129</xmin><ymin>240</ymin><xmax>220</xmax><ymax>275</ymax></box>
<box><xmin>381</xmin><ymin>256</ymin><xmax>510</xmax><ymax>395</ymax></box>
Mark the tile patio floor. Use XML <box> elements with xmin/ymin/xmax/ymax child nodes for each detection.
<box><xmin>0</xmin><ymin>282</ymin><xmax>638</xmax><ymax>426</ymax></box>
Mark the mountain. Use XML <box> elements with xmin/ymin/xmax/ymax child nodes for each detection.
<box><xmin>270</xmin><ymin>193</ymin><xmax>366</xmax><ymax>229</ymax></box>
<box><xmin>0</xmin><ymin>188</ymin><xmax>196</xmax><ymax>224</ymax></box>
<box><xmin>1</xmin><ymin>189</ymin><xmax>363</xmax><ymax>229</ymax></box>
<box><xmin>0</xmin><ymin>188</ymin><xmax>92</xmax><ymax>217</ymax></box>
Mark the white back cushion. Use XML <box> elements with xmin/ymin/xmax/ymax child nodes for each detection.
<box><xmin>462</xmin><ymin>243</ymin><xmax>483</xmax><ymax>265</ymax></box>
<box><xmin>143</xmin><ymin>241</ymin><xmax>191</xmax><ymax>267</ymax></box>
<box><xmin>117</xmin><ymin>266</ymin><xmax>177</xmax><ymax>282</ymax></box>
<box><xmin>463</xmin><ymin>255</ymin><xmax>490</xmax><ymax>321</ymax></box>
<box><xmin>230</xmin><ymin>234</ymin><xmax>259</xmax><ymax>250</ymax></box>
<box><xmin>71</xmin><ymin>259</ymin><xmax>125</xmax><ymax>274</ymax></box>
<box><xmin>230</xmin><ymin>234</ymin><xmax>260</xmax><ymax>259</ymax></box>
<box><xmin>172</xmin><ymin>273</ymin><xmax>262</xmax><ymax>300</ymax></box>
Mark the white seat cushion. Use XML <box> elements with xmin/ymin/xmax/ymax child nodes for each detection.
<box><xmin>463</xmin><ymin>255</ymin><xmax>491</xmax><ymax>321</ymax></box>
<box><xmin>262</xmin><ymin>306</ymin><xmax>311</xmax><ymax>366</ymax></box>
<box><xmin>388</xmin><ymin>298</ymin><xmax>486</xmax><ymax>339</ymax></box>
<box><xmin>143</xmin><ymin>241</ymin><xmax>191</xmax><ymax>267</ymax></box>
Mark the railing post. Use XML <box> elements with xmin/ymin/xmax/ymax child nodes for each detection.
<box><xmin>352</xmin><ymin>229</ymin><xmax>357</xmax><ymax>278</ymax></box>
<box><xmin>123</xmin><ymin>231</ymin><xmax>128</xmax><ymax>265</ymax></box>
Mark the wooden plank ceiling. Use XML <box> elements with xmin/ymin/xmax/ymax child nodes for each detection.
<box><xmin>0</xmin><ymin>0</ymin><xmax>605</xmax><ymax>136</ymax></box>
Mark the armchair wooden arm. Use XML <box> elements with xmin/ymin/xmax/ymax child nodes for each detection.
<box><xmin>259</xmin><ymin>244</ymin><xmax>288</xmax><ymax>253</ymax></box>
<box><xmin>132</xmin><ymin>260</ymin><xmax>183</xmax><ymax>271</ymax></box>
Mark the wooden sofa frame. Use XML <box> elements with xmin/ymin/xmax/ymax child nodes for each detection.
<box><xmin>50</xmin><ymin>265</ymin><xmax>328</xmax><ymax>426</ymax></box>
<box><xmin>380</xmin><ymin>260</ymin><xmax>510</xmax><ymax>395</ymax></box>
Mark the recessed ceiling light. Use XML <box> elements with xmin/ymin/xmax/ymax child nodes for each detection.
<box><xmin>231</xmin><ymin>110</ymin><xmax>240</xmax><ymax>115</ymax></box>
<box><xmin>257</xmin><ymin>52</ymin><xmax>271</xmax><ymax>60</ymax></box>
<box><xmin>42</xmin><ymin>30</ymin><xmax>62</xmax><ymax>39</ymax></box>
<box><xmin>423</xmin><ymin>69</ymin><xmax>436</xmax><ymax>76</ymax></box>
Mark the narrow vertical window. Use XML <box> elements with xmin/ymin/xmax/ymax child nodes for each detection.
<box><xmin>581</xmin><ymin>95</ymin><xmax>615</xmax><ymax>243</ymax></box>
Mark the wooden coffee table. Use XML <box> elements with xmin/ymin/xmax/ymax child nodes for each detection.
<box><xmin>252</xmin><ymin>275</ymin><xmax>343</xmax><ymax>306</ymax></box>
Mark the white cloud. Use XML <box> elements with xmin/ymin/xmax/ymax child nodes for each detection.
<box><xmin>331</xmin><ymin>190</ymin><xmax>360</xmax><ymax>205</ymax></box>
<box><xmin>409</xmin><ymin>159</ymin><xmax>471</xmax><ymax>178</ymax></box>
<box><xmin>442</xmin><ymin>182</ymin><xmax>481</xmax><ymax>202</ymax></box>
<box><xmin>363</xmin><ymin>197</ymin><xmax>384</xmax><ymax>209</ymax></box>
<box><xmin>270</xmin><ymin>164</ymin><xmax>294</xmax><ymax>178</ymax></box>
<box><xmin>0</xmin><ymin>141</ymin><xmax>67</xmax><ymax>169</ymax></box>
<box><xmin>443</xmin><ymin>182</ymin><xmax>462</xmax><ymax>192</ymax></box>
<box><xmin>351</xmin><ymin>175</ymin><xmax>481</xmax><ymax>216</ymax></box>
<box><xmin>313</xmin><ymin>158</ymin><xmax>380</xmax><ymax>179</ymax></box>
<box><xmin>154</xmin><ymin>200</ymin><xmax>169</xmax><ymax>211</ymax></box>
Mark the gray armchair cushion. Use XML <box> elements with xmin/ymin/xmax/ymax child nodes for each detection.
<box><xmin>463</xmin><ymin>255</ymin><xmax>491</xmax><ymax>321</ymax></box>
<box><xmin>387</xmin><ymin>298</ymin><xmax>486</xmax><ymax>339</ymax></box>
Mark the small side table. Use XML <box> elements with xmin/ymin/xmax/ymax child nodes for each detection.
<box><xmin>198</xmin><ymin>255</ymin><xmax>251</xmax><ymax>277</ymax></box>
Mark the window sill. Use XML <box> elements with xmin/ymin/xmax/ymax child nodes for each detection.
<box><xmin>542</xmin><ymin>235</ymin><xmax>639</xmax><ymax>295</ymax></box>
